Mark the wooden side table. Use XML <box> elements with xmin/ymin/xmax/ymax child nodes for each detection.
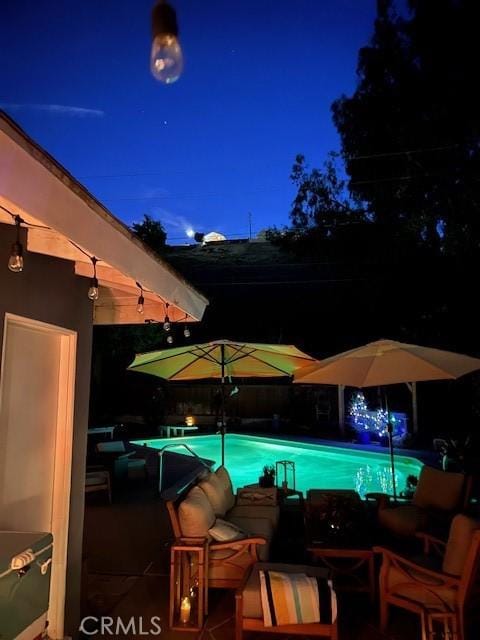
<box><xmin>169</xmin><ymin>538</ymin><xmax>208</xmax><ymax>632</ymax></box>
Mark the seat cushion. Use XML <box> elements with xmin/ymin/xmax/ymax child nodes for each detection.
<box><xmin>228</xmin><ymin>504</ymin><xmax>280</xmax><ymax>528</ymax></box>
<box><xmin>379</xmin><ymin>504</ymin><xmax>428</xmax><ymax>536</ymax></box>
<box><xmin>178</xmin><ymin>486</ymin><xmax>216</xmax><ymax>537</ymax></box>
<box><xmin>413</xmin><ymin>467</ymin><xmax>465</xmax><ymax>512</ymax></box>
<box><xmin>215</xmin><ymin>466</ymin><xmax>236</xmax><ymax>512</ymax></box>
<box><xmin>241</xmin><ymin>563</ymin><xmax>330</xmax><ymax>619</ymax></box>
<box><xmin>442</xmin><ymin>514</ymin><xmax>480</xmax><ymax>576</ymax></box>
<box><xmin>384</xmin><ymin>563</ymin><xmax>456</xmax><ymax>610</ymax></box>
<box><xmin>199</xmin><ymin>472</ymin><xmax>229</xmax><ymax>516</ymax></box>
<box><xmin>209</xmin><ymin>518</ymin><xmax>246</xmax><ymax>542</ymax></box>
<box><xmin>227</xmin><ymin>516</ymin><xmax>273</xmax><ymax>561</ymax></box>
<box><xmin>85</xmin><ymin>473</ymin><xmax>108</xmax><ymax>486</ymax></box>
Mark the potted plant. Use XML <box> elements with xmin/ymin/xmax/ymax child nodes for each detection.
<box><xmin>400</xmin><ymin>474</ymin><xmax>418</xmax><ymax>499</ymax></box>
<box><xmin>259</xmin><ymin>464</ymin><xmax>275</xmax><ymax>488</ymax></box>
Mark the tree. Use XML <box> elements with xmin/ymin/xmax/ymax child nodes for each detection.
<box><xmin>332</xmin><ymin>0</ymin><xmax>480</xmax><ymax>254</ymax></box>
<box><xmin>289</xmin><ymin>153</ymin><xmax>365</xmax><ymax>235</ymax></box>
<box><xmin>131</xmin><ymin>214</ymin><xmax>167</xmax><ymax>252</ymax></box>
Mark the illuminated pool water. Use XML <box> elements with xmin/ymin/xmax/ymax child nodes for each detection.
<box><xmin>131</xmin><ymin>434</ymin><xmax>423</xmax><ymax>497</ymax></box>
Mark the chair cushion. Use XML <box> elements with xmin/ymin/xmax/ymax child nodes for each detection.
<box><xmin>378</xmin><ymin>504</ymin><xmax>428</xmax><ymax>536</ymax></box>
<box><xmin>228</xmin><ymin>504</ymin><xmax>280</xmax><ymax>528</ymax></box>
<box><xmin>215</xmin><ymin>466</ymin><xmax>236</xmax><ymax>511</ymax></box>
<box><xmin>178</xmin><ymin>486</ymin><xmax>216</xmax><ymax>537</ymax></box>
<box><xmin>384</xmin><ymin>563</ymin><xmax>456</xmax><ymax>609</ymax></box>
<box><xmin>96</xmin><ymin>440</ymin><xmax>126</xmax><ymax>453</ymax></box>
<box><xmin>241</xmin><ymin>563</ymin><xmax>330</xmax><ymax>619</ymax></box>
<box><xmin>199</xmin><ymin>472</ymin><xmax>229</xmax><ymax>516</ymax></box>
<box><xmin>442</xmin><ymin>514</ymin><xmax>480</xmax><ymax>576</ymax></box>
<box><xmin>209</xmin><ymin>518</ymin><xmax>246</xmax><ymax>542</ymax></box>
<box><xmin>227</xmin><ymin>516</ymin><xmax>273</xmax><ymax>561</ymax></box>
<box><xmin>413</xmin><ymin>466</ymin><xmax>465</xmax><ymax>512</ymax></box>
<box><xmin>85</xmin><ymin>473</ymin><xmax>108</xmax><ymax>486</ymax></box>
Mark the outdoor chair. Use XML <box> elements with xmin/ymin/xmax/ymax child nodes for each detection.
<box><xmin>375</xmin><ymin>514</ymin><xmax>480</xmax><ymax>640</ymax></box>
<box><xmin>95</xmin><ymin>441</ymin><xmax>147</xmax><ymax>480</ymax></box>
<box><xmin>85</xmin><ymin>467</ymin><xmax>111</xmax><ymax>503</ymax></box>
<box><xmin>376</xmin><ymin>465</ymin><xmax>471</xmax><ymax>538</ymax></box>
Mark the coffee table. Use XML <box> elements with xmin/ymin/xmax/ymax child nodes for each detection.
<box><xmin>305</xmin><ymin>492</ymin><xmax>376</xmax><ymax>602</ymax></box>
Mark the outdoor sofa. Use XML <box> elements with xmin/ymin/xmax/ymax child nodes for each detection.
<box><xmin>166</xmin><ymin>466</ymin><xmax>280</xmax><ymax>588</ymax></box>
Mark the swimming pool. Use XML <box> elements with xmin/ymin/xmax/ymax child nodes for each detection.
<box><xmin>131</xmin><ymin>434</ymin><xmax>423</xmax><ymax>497</ymax></box>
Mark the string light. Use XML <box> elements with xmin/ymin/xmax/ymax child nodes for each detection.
<box><xmin>183</xmin><ymin>325</ymin><xmax>190</xmax><ymax>338</ymax></box>
<box><xmin>8</xmin><ymin>215</ymin><xmax>24</xmax><ymax>273</ymax></box>
<box><xmin>136</xmin><ymin>282</ymin><xmax>145</xmax><ymax>314</ymax></box>
<box><xmin>166</xmin><ymin>334</ymin><xmax>174</xmax><ymax>344</ymax></box>
<box><xmin>87</xmin><ymin>256</ymin><xmax>99</xmax><ymax>301</ymax></box>
<box><xmin>150</xmin><ymin>0</ymin><xmax>183</xmax><ymax>84</ymax></box>
<box><xmin>163</xmin><ymin>302</ymin><xmax>171</xmax><ymax>332</ymax></box>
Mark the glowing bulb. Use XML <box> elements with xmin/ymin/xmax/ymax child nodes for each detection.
<box><xmin>167</xmin><ymin>334</ymin><xmax>174</xmax><ymax>344</ymax></box>
<box><xmin>151</xmin><ymin>33</ymin><xmax>183</xmax><ymax>84</ymax></box>
<box><xmin>137</xmin><ymin>294</ymin><xmax>145</xmax><ymax>314</ymax></box>
<box><xmin>8</xmin><ymin>242</ymin><xmax>23</xmax><ymax>272</ymax></box>
<box><xmin>164</xmin><ymin>318</ymin><xmax>171</xmax><ymax>332</ymax></box>
<box><xmin>183</xmin><ymin>326</ymin><xmax>190</xmax><ymax>338</ymax></box>
<box><xmin>88</xmin><ymin>277</ymin><xmax>99</xmax><ymax>301</ymax></box>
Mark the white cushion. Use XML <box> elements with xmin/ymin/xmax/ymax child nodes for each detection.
<box><xmin>199</xmin><ymin>472</ymin><xmax>228</xmax><ymax>516</ymax></box>
<box><xmin>215</xmin><ymin>466</ymin><xmax>236</xmax><ymax>511</ymax></box>
<box><xmin>178</xmin><ymin>486</ymin><xmax>216</xmax><ymax>537</ymax></box>
<box><xmin>208</xmin><ymin>518</ymin><xmax>246</xmax><ymax>542</ymax></box>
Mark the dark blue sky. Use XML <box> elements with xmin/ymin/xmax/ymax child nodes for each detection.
<box><xmin>1</xmin><ymin>0</ymin><xmax>376</xmax><ymax>243</ymax></box>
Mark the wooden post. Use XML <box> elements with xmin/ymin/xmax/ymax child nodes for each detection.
<box><xmin>338</xmin><ymin>385</ymin><xmax>345</xmax><ymax>436</ymax></box>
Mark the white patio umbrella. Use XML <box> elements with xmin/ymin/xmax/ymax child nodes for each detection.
<box><xmin>294</xmin><ymin>339</ymin><xmax>480</xmax><ymax>499</ymax></box>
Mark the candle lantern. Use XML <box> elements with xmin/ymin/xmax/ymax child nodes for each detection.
<box><xmin>185</xmin><ymin>415</ymin><xmax>195</xmax><ymax>427</ymax></box>
<box><xmin>169</xmin><ymin>539</ymin><xmax>208</xmax><ymax>631</ymax></box>
<box><xmin>275</xmin><ymin>460</ymin><xmax>296</xmax><ymax>491</ymax></box>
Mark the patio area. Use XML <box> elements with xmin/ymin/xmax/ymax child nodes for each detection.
<box><xmin>82</xmin><ymin>465</ymin><xmax>479</xmax><ymax>640</ymax></box>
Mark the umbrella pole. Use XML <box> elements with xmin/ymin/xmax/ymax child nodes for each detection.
<box><xmin>221</xmin><ymin>343</ymin><xmax>226</xmax><ymax>466</ymax></box>
<box><xmin>384</xmin><ymin>393</ymin><xmax>397</xmax><ymax>502</ymax></box>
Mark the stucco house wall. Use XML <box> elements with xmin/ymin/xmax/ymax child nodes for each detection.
<box><xmin>0</xmin><ymin>222</ymin><xmax>93</xmax><ymax>635</ymax></box>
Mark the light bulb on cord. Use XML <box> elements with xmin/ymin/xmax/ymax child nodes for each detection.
<box><xmin>8</xmin><ymin>216</ymin><xmax>24</xmax><ymax>273</ymax></box>
<box><xmin>183</xmin><ymin>325</ymin><xmax>190</xmax><ymax>338</ymax></box>
<box><xmin>163</xmin><ymin>302</ymin><xmax>171</xmax><ymax>331</ymax></box>
<box><xmin>167</xmin><ymin>334</ymin><xmax>174</xmax><ymax>344</ymax></box>
<box><xmin>136</xmin><ymin>283</ymin><xmax>145</xmax><ymax>314</ymax></box>
<box><xmin>151</xmin><ymin>1</ymin><xmax>183</xmax><ymax>84</ymax></box>
<box><xmin>88</xmin><ymin>257</ymin><xmax>99</xmax><ymax>301</ymax></box>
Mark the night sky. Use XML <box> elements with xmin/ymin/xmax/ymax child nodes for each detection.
<box><xmin>1</xmin><ymin>0</ymin><xmax>376</xmax><ymax>243</ymax></box>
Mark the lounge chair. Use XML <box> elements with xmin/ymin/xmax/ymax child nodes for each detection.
<box><xmin>95</xmin><ymin>441</ymin><xmax>147</xmax><ymax>480</ymax></box>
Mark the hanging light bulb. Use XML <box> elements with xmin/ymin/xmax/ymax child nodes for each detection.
<box><xmin>151</xmin><ymin>1</ymin><xmax>183</xmax><ymax>84</ymax></box>
<box><xmin>136</xmin><ymin>283</ymin><xmax>145</xmax><ymax>314</ymax></box>
<box><xmin>8</xmin><ymin>216</ymin><xmax>24</xmax><ymax>273</ymax></box>
<box><xmin>167</xmin><ymin>334</ymin><xmax>174</xmax><ymax>344</ymax></box>
<box><xmin>183</xmin><ymin>325</ymin><xmax>190</xmax><ymax>338</ymax></box>
<box><xmin>163</xmin><ymin>302</ymin><xmax>171</xmax><ymax>332</ymax></box>
<box><xmin>88</xmin><ymin>257</ymin><xmax>99</xmax><ymax>301</ymax></box>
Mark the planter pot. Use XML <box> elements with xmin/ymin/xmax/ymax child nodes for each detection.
<box><xmin>357</xmin><ymin>431</ymin><xmax>371</xmax><ymax>445</ymax></box>
<box><xmin>259</xmin><ymin>476</ymin><xmax>274</xmax><ymax>488</ymax></box>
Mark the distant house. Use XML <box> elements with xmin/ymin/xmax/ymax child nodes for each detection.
<box><xmin>0</xmin><ymin>111</ymin><xmax>208</xmax><ymax>639</ymax></box>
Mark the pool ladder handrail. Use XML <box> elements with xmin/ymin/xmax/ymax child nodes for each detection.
<box><xmin>157</xmin><ymin>442</ymin><xmax>211</xmax><ymax>495</ymax></box>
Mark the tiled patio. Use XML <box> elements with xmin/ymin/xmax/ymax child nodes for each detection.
<box><xmin>82</xmin><ymin>482</ymin><xmax>432</xmax><ymax>640</ymax></box>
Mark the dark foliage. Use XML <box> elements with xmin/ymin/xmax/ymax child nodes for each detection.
<box><xmin>131</xmin><ymin>214</ymin><xmax>167</xmax><ymax>251</ymax></box>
